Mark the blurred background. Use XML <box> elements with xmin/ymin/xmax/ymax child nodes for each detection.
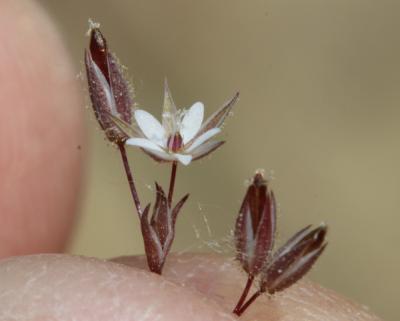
<box><xmin>39</xmin><ymin>1</ymin><xmax>399</xmax><ymax>320</ymax></box>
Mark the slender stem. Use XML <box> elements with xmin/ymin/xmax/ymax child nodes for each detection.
<box><xmin>233</xmin><ymin>275</ymin><xmax>255</xmax><ymax>314</ymax></box>
<box><xmin>167</xmin><ymin>161</ymin><xmax>178</xmax><ymax>208</ymax></box>
<box><xmin>236</xmin><ymin>290</ymin><xmax>262</xmax><ymax>316</ymax></box>
<box><xmin>118</xmin><ymin>143</ymin><xmax>142</xmax><ymax>216</ymax></box>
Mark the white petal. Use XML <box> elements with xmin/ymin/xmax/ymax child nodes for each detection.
<box><xmin>186</xmin><ymin>128</ymin><xmax>221</xmax><ymax>153</ymax></box>
<box><xmin>174</xmin><ymin>154</ymin><xmax>193</xmax><ymax>166</ymax></box>
<box><xmin>125</xmin><ymin>138</ymin><xmax>165</xmax><ymax>153</ymax></box>
<box><xmin>191</xmin><ymin>141</ymin><xmax>224</xmax><ymax>160</ymax></box>
<box><xmin>142</xmin><ymin>149</ymin><xmax>176</xmax><ymax>162</ymax></box>
<box><xmin>180</xmin><ymin>102</ymin><xmax>204</xmax><ymax>144</ymax></box>
<box><xmin>134</xmin><ymin>110</ymin><xmax>166</xmax><ymax>146</ymax></box>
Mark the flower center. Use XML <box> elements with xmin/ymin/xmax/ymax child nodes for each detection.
<box><xmin>167</xmin><ymin>133</ymin><xmax>183</xmax><ymax>152</ymax></box>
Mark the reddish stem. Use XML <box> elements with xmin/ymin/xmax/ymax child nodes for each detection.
<box><xmin>236</xmin><ymin>290</ymin><xmax>262</xmax><ymax>316</ymax></box>
<box><xmin>233</xmin><ymin>275</ymin><xmax>255</xmax><ymax>314</ymax></box>
<box><xmin>118</xmin><ymin>143</ymin><xmax>142</xmax><ymax>216</ymax></box>
<box><xmin>167</xmin><ymin>161</ymin><xmax>178</xmax><ymax>208</ymax></box>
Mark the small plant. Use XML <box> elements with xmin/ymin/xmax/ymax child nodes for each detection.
<box><xmin>84</xmin><ymin>21</ymin><xmax>327</xmax><ymax>316</ymax></box>
<box><xmin>85</xmin><ymin>21</ymin><xmax>238</xmax><ymax>274</ymax></box>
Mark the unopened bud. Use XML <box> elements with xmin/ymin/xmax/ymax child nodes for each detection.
<box><xmin>260</xmin><ymin>224</ymin><xmax>328</xmax><ymax>294</ymax></box>
<box><xmin>235</xmin><ymin>172</ymin><xmax>276</xmax><ymax>276</ymax></box>
<box><xmin>84</xmin><ymin>24</ymin><xmax>133</xmax><ymax>143</ymax></box>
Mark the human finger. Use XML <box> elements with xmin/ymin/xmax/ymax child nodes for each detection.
<box><xmin>0</xmin><ymin>0</ymin><xmax>84</xmax><ymax>257</ymax></box>
<box><xmin>0</xmin><ymin>254</ymin><xmax>236</xmax><ymax>321</ymax></box>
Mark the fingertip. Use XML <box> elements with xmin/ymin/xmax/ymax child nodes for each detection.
<box><xmin>0</xmin><ymin>0</ymin><xmax>85</xmax><ymax>256</ymax></box>
<box><xmin>0</xmin><ymin>254</ymin><xmax>237</xmax><ymax>321</ymax></box>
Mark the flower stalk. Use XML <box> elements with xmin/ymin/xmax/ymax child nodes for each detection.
<box><xmin>117</xmin><ymin>143</ymin><xmax>142</xmax><ymax>216</ymax></box>
<box><xmin>167</xmin><ymin>161</ymin><xmax>178</xmax><ymax>208</ymax></box>
<box><xmin>234</xmin><ymin>290</ymin><xmax>261</xmax><ymax>316</ymax></box>
<box><xmin>232</xmin><ymin>275</ymin><xmax>254</xmax><ymax>315</ymax></box>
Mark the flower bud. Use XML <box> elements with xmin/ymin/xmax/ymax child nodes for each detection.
<box><xmin>235</xmin><ymin>172</ymin><xmax>276</xmax><ymax>276</ymax></box>
<box><xmin>84</xmin><ymin>25</ymin><xmax>133</xmax><ymax>143</ymax></box>
<box><xmin>260</xmin><ymin>224</ymin><xmax>327</xmax><ymax>294</ymax></box>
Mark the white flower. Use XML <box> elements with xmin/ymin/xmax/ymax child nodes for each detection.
<box><xmin>110</xmin><ymin>81</ymin><xmax>239</xmax><ymax>166</ymax></box>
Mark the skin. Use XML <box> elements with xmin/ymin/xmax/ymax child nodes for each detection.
<box><xmin>0</xmin><ymin>0</ymin><xmax>84</xmax><ymax>257</ymax></box>
<box><xmin>0</xmin><ymin>1</ymin><xmax>384</xmax><ymax>320</ymax></box>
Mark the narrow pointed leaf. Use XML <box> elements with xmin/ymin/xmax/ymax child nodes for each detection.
<box><xmin>159</xmin><ymin>194</ymin><xmax>188</xmax><ymax>270</ymax></box>
<box><xmin>151</xmin><ymin>184</ymin><xmax>170</xmax><ymax>248</ymax></box>
<box><xmin>171</xmin><ymin>193</ymin><xmax>189</xmax><ymax>225</ymax></box>
<box><xmin>150</xmin><ymin>183</ymin><xmax>163</xmax><ymax>228</ymax></box>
